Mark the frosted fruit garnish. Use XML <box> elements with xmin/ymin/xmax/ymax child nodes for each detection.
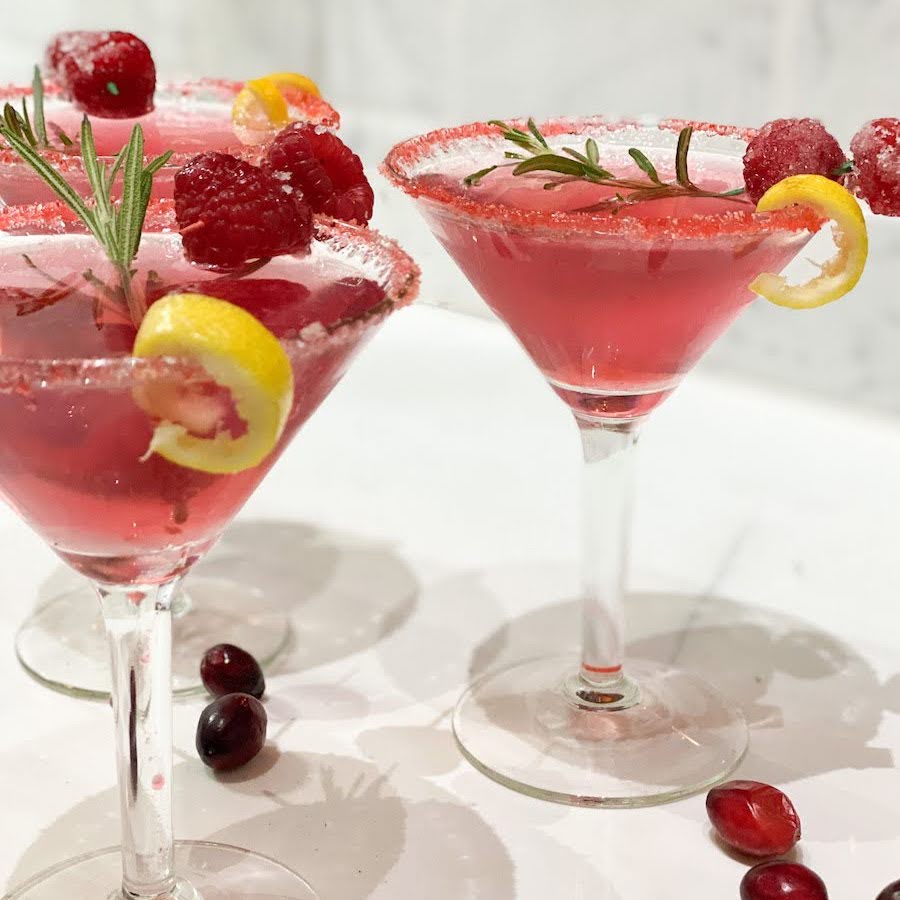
<box><xmin>851</xmin><ymin>118</ymin><xmax>900</xmax><ymax>216</ymax></box>
<box><xmin>231</xmin><ymin>71</ymin><xmax>337</xmax><ymax>146</ymax></box>
<box><xmin>750</xmin><ymin>175</ymin><xmax>867</xmax><ymax>309</ymax></box>
<box><xmin>742</xmin><ymin>118</ymin><xmax>847</xmax><ymax>205</ymax></box>
<box><xmin>133</xmin><ymin>293</ymin><xmax>294</xmax><ymax>475</ymax></box>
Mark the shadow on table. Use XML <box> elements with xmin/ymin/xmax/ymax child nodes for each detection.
<box><xmin>198</xmin><ymin>520</ymin><xmax>421</xmax><ymax>677</ymax></box>
<box><xmin>465</xmin><ymin>587</ymin><xmax>900</xmax><ymax>794</ymax></box>
<box><xmin>28</xmin><ymin>519</ymin><xmax>420</xmax><ymax>689</ymax></box>
<box><xmin>4</xmin><ymin>749</ymin><xmax>519</xmax><ymax>900</ymax></box>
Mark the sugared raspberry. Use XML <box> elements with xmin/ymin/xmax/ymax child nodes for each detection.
<box><xmin>262</xmin><ymin>124</ymin><xmax>374</xmax><ymax>224</ymax></box>
<box><xmin>743</xmin><ymin>118</ymin><xmax>847</xmax><ymax>204</ymax></box>
<box><xmin>174</xmin><ymin>152</ymin><xmax>313</xmax><ymax>269</ymax></box>
<box><xmin>850</xmin><ymin>118</ymin><xmax>900</xmax><ymax>216</ymax></box>
<box><xmin>45</xmin><ymin>31</ymin><xmax>156</xmax><ymax>119</ymax></box>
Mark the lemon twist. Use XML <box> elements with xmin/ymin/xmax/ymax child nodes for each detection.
<box><xmin>750</xmin><ymin>174</ymin><xmax>868</xmax><ymax>309</ymax></box>
<box><xmin>232</xmin><ymin>71</ymin><xmax>322</xmax><ymax>138</ymax></box>
<box><xmin>133</xmin><ymin>293</ymin><xmax>294</xmax><ymax>475</ymax></box>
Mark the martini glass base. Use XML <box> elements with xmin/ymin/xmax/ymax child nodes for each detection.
<box><xmin>16</xmin><ymin>579</ymin><xmax>291</xmax><ymax>700</ymax></box>
<box><xmin>1</xmin><ymin>841</ymin><xmax>318</xmax><ymax>900</ymax></box>
<box><xmin>453</xmin><ymin>655</ymin><xmax>748</xmax><ymax>808</ymax></box>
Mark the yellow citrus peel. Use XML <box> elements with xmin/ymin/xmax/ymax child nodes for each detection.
<box><xmin>231</xmin><ymin>71</ymin><xmax>322</xmax><ymax>139</ymax></box>
<box><xmin>750</xmin><ymin>174</ymin><xmax>868</xmax><ymax>309</ymax></box>
<box><xmin>133</xmin><ymin>293</ymin><xmax>293</xmax><ymax>475</ymax></box>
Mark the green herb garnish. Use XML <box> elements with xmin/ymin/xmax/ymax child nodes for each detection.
<box><xmin>1</xmin><ymin>67</ymin><xmax>72</xmax><ymax>150</ymax></box>
<box><xmin>465</xmin><ymin>118</ymin><xmax>749</xmax><ymax>210</ymax></box>
<box><xmin>0</xmin><ymin>112</ymin><xmax>172</xmax><ymax>326</ymax></box>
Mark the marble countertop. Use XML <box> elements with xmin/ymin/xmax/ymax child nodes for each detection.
<box><xmin>1</xmin><ymin>305</ymin><xmax>898</xmax><ymax>899</ymax></box>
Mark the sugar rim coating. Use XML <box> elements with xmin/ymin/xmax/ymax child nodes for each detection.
<box><xmin>0</xmin><ymin>201</ymin><xmax>420</xmax><ymax>388</ymax></box>
<box><xmin>382</xmin><ymin>116</ymin><xmax>825</xmax><ymax>241</ymax></box>
<box><xmin>0</xmin><ymin>78</ymin><xmax>340</xmax><ymax>170</ymax></box>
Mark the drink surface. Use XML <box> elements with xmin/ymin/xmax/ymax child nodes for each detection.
<box><xmin>411</xmin><ymin>138</ymin><xmax>813</xmax><ymax>418</ymax></box>
<box><xmin>0</xmin><ymin>84</ymin><xmax>241</xmax><ymax>205</ymax></box>
<box><xmin>0</xmin><ymin>231</ymin><xmax>388</xmax><ymax>583</ymax></box>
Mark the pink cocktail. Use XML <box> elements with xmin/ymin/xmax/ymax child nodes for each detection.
<box><xmin>0</xmin><ymin>79</ymin><xmax>339</xmax><ymax>205</ymax></box>
<box><xmin>385</xmin><ymin>117</ymin><xmax>822</xmax><ymax>807</ymax></box>
<box><xmin>0</xmin><ymin>200</ymin><xmax>418</xmax><ymax>900</ymax></box>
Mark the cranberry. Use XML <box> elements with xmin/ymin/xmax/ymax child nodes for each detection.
<box><xmin>200</xmin><ymin>643</ymin><xmax>265</xmax><ymax>699</ymax></box>
<box><xmin>741</xmin><ymin>862</ymin><xmax>827</xmax><ymax>900</ymax></box>
<box><xmin>877</xmin><ymin>881</ymin><xmax>900</xmax><ymax>900</ymax></box>
<box><xmin>706</xmin><ymin>780</ymin><xmax>801</xmax><ymax>856</ymax></box>
<box><xmin>196</xmin><ymin>693</ymin><xmax>267</xmax><ymax>771</ymax></box>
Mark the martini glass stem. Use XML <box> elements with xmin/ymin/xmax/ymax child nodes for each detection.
<box><xmin>573</xmin><ymin>418</ymin><xmax>641</xmax><ymax>706</ymax></box>
<box><xmin>98</xmin><ymin>579</ymin><xmax>181</xmax><ymax>900</ymax></box>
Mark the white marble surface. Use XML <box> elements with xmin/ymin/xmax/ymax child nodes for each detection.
<box><xmin>1</xmin><ymin>306</ymin><xmax>899</xmax><ymax>899</ymax></box>
<box><xmin>0</xmin><ymin>1</ymin><xmax>899</xmax><ymax>411</ymax></box>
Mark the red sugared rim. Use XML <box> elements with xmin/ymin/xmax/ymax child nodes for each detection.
<box><xmin>381</xmin><ymin>116</ymin><xmax>825</xmax><ymax>241</ymax></box>
<box><xmin>0</xmin><ymin>201</ymin><xmax>420</xmax><ymax>387</ymax></box>
<box><xmin>0</xmin><ymin>78</ymin><xmax>340</xmax><ymax>171</ymax></box>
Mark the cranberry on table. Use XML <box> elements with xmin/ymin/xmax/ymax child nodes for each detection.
<box><xmin>196</xmin><ymin>693</ymin><xmax>267</xmax><ymax>772</ymax></box>
<box><xmin>741</xmin><ymin>862</ymin><xmax>827</xmax><ymax>900</ymax></box>
<box><xmin>201</xmin><ymin>643</ymin><xmax>266</xmax><ymax>699</ymax></box>
<box><xmin>706</xmin><ymin>780</ymin><xmax>801</xmax><ymax>857</ymax></box>
<box><xmin>877</xmin><ymin>880</ymin><xmax>900</xmax><ymax>900</ymax></box>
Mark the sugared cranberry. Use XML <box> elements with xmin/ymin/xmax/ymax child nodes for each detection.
<box><xmin>174</xmin><ymin>152</ymin><xmax>313</xmax><ymax>268</ymax></box>
<box><xmin>45</xmin><ymin>31</ymin><xmax>156</xmax><ymax>118</ymax></box>
<box><xmin>743</xmin><ymin>118</ymin><xmax>847</xmax><ymax>204</ymax></box>
<box><xmin>263</xmin><ymin>123</ymin><xmax>375</xmax><ymax>224</ymax></box>
<box><xmin>741</xmin><ymin>861</ymin><xmax>827</xmax><ymax>900</ymax></box>
<box><xmin>706</xmin><ymin>780</ymin><xmax>801</xmax><ymax>857</ymax></box>
<box><xmin>200</xmin><ymin>644</ymin><xmax>265</xmax><ymax>699</ymax></box>
<box><xmin>850</xmin><ymin>118</ymin><xmax>900</xmax><ymax>216</ymax></box>
<box><xmin>196</xmin><ymin>693</ymin><xmax>267</xmax><ymax>772</ymax></box>
<box><xmin>877</xmin><ymin>880</ymin><xmax>900</xmax><ymax>900</ymax></box>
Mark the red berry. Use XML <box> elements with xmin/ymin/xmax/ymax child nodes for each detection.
<box><xmin>850</xmin><ymin>118</ymin><xmax>900</xmax><ymax>216</ymax></box>
<box><xmin>741</xmin><ymin>861</ymin><xmax>827</xmax><ymax>900</ymax></box>
<box><xmin>743</xmin><ymin>118</ymin><xmax>847</xmax><ymax>204</ymax></box>
<box><xmin>45</xmin><ymin>31</ymin><xmax>156</xmax><ymax>119</ymax></box>
<box><xmin>174</xmin><ymin>152</ymin><xmax>313</xmax><ymax>269</ymax></box>
<box><xmin>263</xmin><ymin>123</ymin><xmax>375</xmax><ymax>224</ymax></box>
<box><xmin>878</xmin><ymin>881</ymin><xmax>900</xmax><ymax>900</ymax></box>
<box><xmin>196</xmin><ymin>693</ymin><xmax>267</xmax><ymax>772</ymax></box>
<box><xmin>706</xmin><ymin>780</ymin><xmax>801</xmax><ymax>857</ymax></box>
<box><xmin>200</xmin><ymin>644</ymin><xmax>265</xmax><ymax>699</ymax></box>
<box><xmin>313</xmin><ymin>277</ymin><xmax>386</xmax><ymax>321</ymax></box>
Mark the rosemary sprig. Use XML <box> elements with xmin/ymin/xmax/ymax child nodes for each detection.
<box><xmin>0</xmin><ymin>113</ymin><xmax>173</xmax><ymax>326</ymax></box>
<box><xmin>1</xmin><ymin>67</ymin><xmax>73</xmax><ymax>151</ymax></box>
<box><xmin>465</xmin><ymin>118</ymin><xmax>749</xmax><ymax>210</ymax></box>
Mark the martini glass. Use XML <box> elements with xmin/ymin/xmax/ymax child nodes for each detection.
<box><xmin>1</xmin><ymin>77</ymin><xmax>339</xmax><ymax>699</ymax></box>
<box><xmin>0</xmin><ymin>201</ymin><xmax>418</xmax><ymax>900</ymax></box>
<box><xmin>383</xmin><ymin>117</ymin><xmax>822</xmax><ymax>807</ymax></box>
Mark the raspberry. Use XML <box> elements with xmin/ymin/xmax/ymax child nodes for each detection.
<box><xmin>743</xmin><ymin>118</ymin><xmax>847</xmax><ymax>204</ymax></box>
<box><xmin>173</xmin><ymin>279</ymin><xmax>311</xmax><ymax>336</ymax></box>
<box><xmin>45</xmin><ymin>31</ymin><xmax>156</xmax><ymax>119</ymax></box>
<box><xmin>850</xmin><ymin>118</ymin><xmax>900</xmax><ymax>216</ymax></box>
<box><xmin>175</xmin><ymin>152</ymin><xmax>313</xmax><ymax>269</ymax></box>
<box><xmin>263</xmin><ymin>123</ymin><xmax>374</xmax><ymax>224</ymax></box>
<box><xmin>313</xmin><ymin>277</ymin><xmax>386</xmax><ymax>321</ymax></box>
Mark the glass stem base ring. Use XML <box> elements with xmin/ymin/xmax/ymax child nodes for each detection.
<box><xmin>452</xmin><ymin>654</ymin><xmax>748</xmax><ymax>808</ymax></box>
<box><xmin>15</xmin><ymin>579</ymin><xmax>291</xmax><ymax>700</ymax></box>
<box><xmin>1</xmin><ymin>841</ymin><xmax>319</xmax><ymax>900</ymax></box>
